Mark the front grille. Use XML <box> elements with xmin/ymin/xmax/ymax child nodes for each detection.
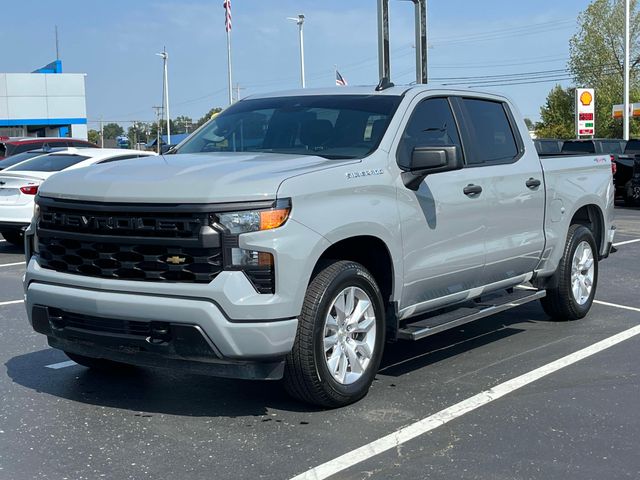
<box><xmin>37</xmin><ymin>200</ymin><xmax>223</xmax><ymax>283</ymax></box>
<box><xmin>38</xmin><ymin>235</ymin><xmax>223</xmax><ymax>282</ymax></box>
<box><xmin>39</xmin><ymin>205</ymin><xmax>205</xmax><ymax>238</ymax></box>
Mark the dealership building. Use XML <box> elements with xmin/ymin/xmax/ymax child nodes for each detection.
<box><xmin>0</xmin><ymin>61</ymin><xmax>88</xmax><ymax>140</ymax></box>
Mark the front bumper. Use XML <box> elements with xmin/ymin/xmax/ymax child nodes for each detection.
<box><xmin>26</xmin><ymin>279</ymin><xmax>298</xmax><ymax>380</ymax></box>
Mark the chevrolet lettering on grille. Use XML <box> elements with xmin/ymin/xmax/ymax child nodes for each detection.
<box><xmin>40</xmin><ymin>212</ymin><xmax>198</xmax><ymax>232</ymax></box>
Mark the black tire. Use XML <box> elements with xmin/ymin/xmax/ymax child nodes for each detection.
<box><xmin>284</xmin><ymin>261</ymin><xmax>386</xmax><ymax>408</ymax></box>
<box><xmin>540</xmin><ymin>224</ymin><xmax>598</xmax><ymax>321</ymax></box>
<box><xmin>65</xmin><ymin>352</ymin><xmax>133</xmax><ymax>371</ymax></box>
<box><xmin>1</xmin><ymin>230</ymin><xmax>24</xmax><ymax>247</ymax></box>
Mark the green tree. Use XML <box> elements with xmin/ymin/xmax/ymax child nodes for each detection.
<box><xmin>174</xmin><ymin>115</ymin><xmax>194</xmax><ymax>134</ymax></box>
<box><xmin>102</xmin><ymin>123</ymin><xmax>124</xmax><ymax>139</ymax></box>
<box><xmin>535</xmin><ymin>85</ymin><xmax>576</xmax><ymax>138</ymax></box>
<box><xmin>523</xmin><ymin>118</ymin><xmax>535</xmax><ymax>130</ymax></box>
<box><xmin>87</xmin><ymin>129</ymin><xmax>100</xmax><ymax>145</ymax></box>
<box><xmin>569</xmin><ymin>0</ymin><xmax>640</xmax><ymax>137</ymax></box>
<box><xmin>195</xmin><ymin>107</ymin><xmax>223</xmax><ymax>129</ymax></box>
<box><xmin>127</xmin><ymin>122</ymin><xmax>152</xmax><ymax>146</ymax></box>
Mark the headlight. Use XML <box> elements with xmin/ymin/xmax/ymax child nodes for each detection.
<box><xmin>216</xmin><ymin>202</ymin><xmax>290</xmax><ymax>234</ymax></box>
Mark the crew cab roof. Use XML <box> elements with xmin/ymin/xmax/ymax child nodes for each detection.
<box><xmin>244</xmin><ymin>84</ymin><xmax>509</xmax><ymax>102</ymax></box>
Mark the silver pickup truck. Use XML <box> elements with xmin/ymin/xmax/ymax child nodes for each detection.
<box><xmin>23</xmin><ymin>86</ymin><xmax>615</xmax><ymax>407</ymax></box>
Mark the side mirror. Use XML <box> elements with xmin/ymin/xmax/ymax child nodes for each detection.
<box><xmin>402</xmin><ymin>145</ymin><xmax>463</xmax><ymax>190</ymax></box>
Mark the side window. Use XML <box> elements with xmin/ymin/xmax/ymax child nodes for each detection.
<box><xmin>397</xmin><ymin>97</ymin><xmax>463</xmax><ymax>170</ymax></box>
<box><xmin>460</xmin><ymin>99</ymin><xmax>519</xmax><ymax>165</ymax></box>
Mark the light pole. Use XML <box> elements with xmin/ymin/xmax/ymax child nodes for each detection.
<box><xmin>156</xmin><ymin>48</ymin><xmax>171</xmax><ymax>146</ymax></box>
<box><xmin>623</xmin><ymin>0</ymin><xmax>630</xmax><ymax>141</ymax></box>
<box><xmin>288</xmin><ymin>14</ymin><xmax>306</xmax><ymax>88</ymax></box>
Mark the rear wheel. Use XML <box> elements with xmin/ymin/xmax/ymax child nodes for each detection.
<box><xmin>540</xmin><ymin>224</ymin><xmax>598</xmax><ymax>320</ymax></box>
<box><xmin>65</xmin><ymin>352</ymin><xmax>133</xmax><ymax>371</ymax></box>
<box><xmin>1</xmin><ymin>230</ymin><xmax>24</xmax><ymax>247</ymax></box>
<box><xmin>284</xmin><ymin>261</ymin><xmax>385</xmax><ymax>408</ymax></box>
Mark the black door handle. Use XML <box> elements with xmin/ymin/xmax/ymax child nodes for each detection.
<box><xmin>463</xmin><ymin>184</ymin><xmax>482</xmax><ymax>196</ymax></box>
<box><xmin>526</xmin><ymin>178</ymin><xmax>542</xmax><ymax>189</ymax></box>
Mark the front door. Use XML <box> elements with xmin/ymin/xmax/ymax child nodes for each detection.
<box><xmin>396</xmin><ymin>97</ymin><xmax>487</xmax><ymax>317</ymax></box>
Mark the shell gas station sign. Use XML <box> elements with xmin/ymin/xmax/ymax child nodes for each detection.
<box><xmin>575</xmin><ymin>88</ymin><xmax>595</xmax><ymax>137</ymax></box>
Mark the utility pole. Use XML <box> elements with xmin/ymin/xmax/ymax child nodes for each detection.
<box><xmin>153</xmin><ymin>106</ymin><xmax>163</xmax><ymax>154</ymax></box>
<box><xmin>156</xmin><ymin>48</ymin><xmax>171</xmax><ymax>145</ymax></box>
<box><xmin>224</xmin><ymin>0</ymin><xmax>233</xmax><ymax>105</ymax></box>
<box><xmin>99</xmin><ymin>117</ymin><xmax>104</xmax><ymax>148</ymax></box>
<box><xmin>288</xmin><ymin>14</ymin><xmax>306</xmax><ymax>88</ymax></box>
<box><xmin>234</xmin><ymin>83</ymin><xmax>246</xmax><ymax>103</ymax></box>
<box><xmin>55</xmin><ymin>25</ymin><xmax>60</xmax><ymax>60</ymax></box>
<box><xmin>623</xmin><ymin>0</ymin><xmax>630</xmax><ymax>141</ymax></box>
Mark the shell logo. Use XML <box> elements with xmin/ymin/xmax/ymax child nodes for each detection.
<box><xmin>580</xmin><ymin>91</ymin><xmax>593</xmax><ymax>106</ymax></box>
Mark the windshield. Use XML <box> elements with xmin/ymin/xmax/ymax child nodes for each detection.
<box><xmin>0</xmin><ymin>151</ymin><xmax>50</xmax><ymax>170</ymax></box>
<box><xmin>175</xmin><ymin>95</ymin><xmax>402</xmax><ymax>160</ymax></box>
<box><xmin>5</xmin><ymin>154</ymin><xmax>89</xmax><ymax>172</ymax></box>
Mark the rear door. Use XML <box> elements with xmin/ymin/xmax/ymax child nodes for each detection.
<box><xmin>452</xmin><ymin>97</ymin><xmax>545</xmax><ymax>285</ymax></box>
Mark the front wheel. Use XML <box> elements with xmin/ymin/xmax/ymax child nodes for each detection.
<box><xmin>540</xmin><ymin>224</ymin><xmax>598</xmax><ymax>320</ymax></box>
<box><xmin>284</xmin><ymin>261</ymin><xmax>385</xmax><ymax>408</ymax></box>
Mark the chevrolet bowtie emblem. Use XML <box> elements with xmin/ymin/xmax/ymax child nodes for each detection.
<box><xmin>166</xmin><ymin>256</ymin><xmax>186</xmax><ymax>265</ymax></box>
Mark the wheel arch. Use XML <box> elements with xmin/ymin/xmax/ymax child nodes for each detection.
<box><xmin>569</xmin><ymin>203</ymin><xmax>605</xmax><ymax>257</ymax></box>
<box><xmin>311</xmin><ymin>234</ymin><xmax>400</xmax><ymax>340</ymax></box>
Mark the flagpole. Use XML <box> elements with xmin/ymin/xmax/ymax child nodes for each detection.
<box><xmin>226</xmin><ymin>28</ymin><xmax>233</xmax><ymax>105</ymax></box>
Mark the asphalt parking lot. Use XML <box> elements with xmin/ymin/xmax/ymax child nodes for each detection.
<box><xmin>1</xmin><ymin>207</ymin><xmax>639</xmax><ymax>480</ymax></box>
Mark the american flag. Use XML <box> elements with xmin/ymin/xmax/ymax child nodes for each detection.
<box><xmin>336</xmin><ymin>70</ymin><xmax>347</xmax><ymax>86</ymax></box>
<box><xmin>224</xmin><ymin>0</ymin><xmax>232</xmax><ymax>32</ymax></box>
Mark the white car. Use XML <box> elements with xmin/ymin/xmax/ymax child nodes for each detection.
<box><xmin>0</xmin><ymin>148</ymin><xmax>156</xmax><ymax>246</ymax></box>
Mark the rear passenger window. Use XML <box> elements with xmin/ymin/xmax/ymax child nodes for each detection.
<box><xmin>461</xmin><ymin>99</ymin><xmax>519</xmax><ymax>165</ymax></box>
<box><xmin>397</xmin><ymin>97</ymin><xmax>463</xmax><ymax>170</ymax></box>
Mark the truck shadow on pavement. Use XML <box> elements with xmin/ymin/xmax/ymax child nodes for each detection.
<box><xmin>5</xmin><ymin>304</ymin><xmax>550</xmax><ymax>416</ymax></box>
<box><xmin>378</xmin><ymin>303</ymin><xmax>549</xmax><ymax>377</ymax></box>
<box><xmin>5</xmin><ymin>349</ymin><xmax>306</xmax><ymax>417</ymax></box>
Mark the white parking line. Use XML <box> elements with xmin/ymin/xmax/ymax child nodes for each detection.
<box><xmin>0</xmin><ymin>262</ymin><xmax>24</xmax><ymax>268</ymax></box>
<box><xmin>0</xmin><ymin>299</ymin><xmax>23</xmax><ymax>307</ymax></box>
<box><xmin>290</xmin><ymin>303</ymin><xmax>640</xmax><ymax>480</ymax></box>
<box><xmin>613</xmin><ymin>238</ymin><xmax>640</xmax><ymax>247</ymax></box>
<box><xmin>594</xmin><ymin>300</ymin><xmax>640</xmax><ymax>313</ymax></box>
<box><xmin>45</xmin><ymin>360</ymin><xmax>77</xmax><ymax>370</ymax></box>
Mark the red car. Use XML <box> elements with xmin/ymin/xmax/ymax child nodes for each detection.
<box><xmin>0</xmin><ymin>137</ymin><xmax>98</xmax><ymax>161</ymax></box>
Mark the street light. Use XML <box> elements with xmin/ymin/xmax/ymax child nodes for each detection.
<box><xmin>156</xmin><ymin>48</ymin><xmax>171</xmax><ymax>146</ymax></box>
<box><xmin>287</xmin><ymin>14</ymin><xmax>306</xmax><ymax>88</ymax></box>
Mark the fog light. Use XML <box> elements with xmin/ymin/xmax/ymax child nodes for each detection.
<box><xmin>230</xmin><ymin>248</ymin><xmax>273</xmax><ymax>267</ymax></box>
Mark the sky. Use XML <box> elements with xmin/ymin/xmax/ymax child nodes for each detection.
<box><xmin>1</xmin><ymin>0</ymin><xmax>593</xmax><ymax>131</ymax></box>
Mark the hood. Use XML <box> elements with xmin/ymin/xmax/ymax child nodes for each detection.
<box><xmin>38</xmin><ymin>152</ymin><xmax>356</xmax><ymax>204</ymax></box>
